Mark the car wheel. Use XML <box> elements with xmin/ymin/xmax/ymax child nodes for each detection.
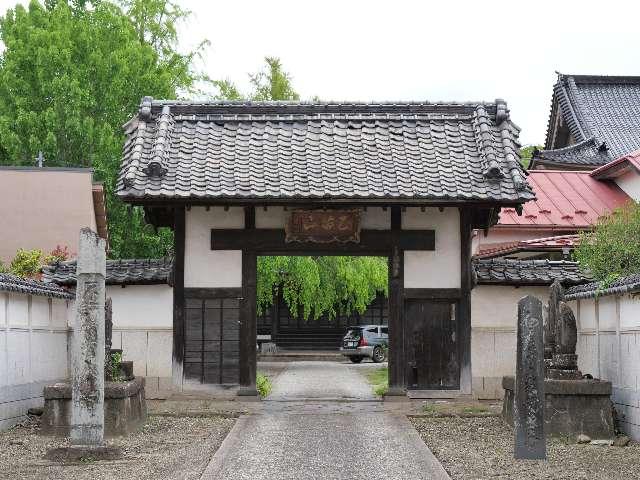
<box><xmin>349</xmin><ymin>356</ymin><xmax>363</xmax><ymax>363</ymax></box>
<box><xmin>372</xmin><ymin>346</ymin><xmax>386</xmax><ymax>363</ymax></box>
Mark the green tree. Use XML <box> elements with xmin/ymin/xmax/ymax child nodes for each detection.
<box><xmin>0</xmin><ymin>0</ymin><xmax>205</xmax><ymax>258</ymax></box>
<box><xmin>519</xmin><ymin>145</ymin><xmax>542</xmax><ymax>169</ymax></box>
<box><xmin>249</xmin><ymin>56</ymin><xmax>300</xmax><ymax>101</ymax></box>
<box><xmin>216</xmin><ymin>57</ymin><xmax>388</xmax><ymax>320</ymax></box>
<box><xmin>574</xmin><ymin>201</ymin><xmax>640</xmax><ymax>283</ymax></box>
<box><xmin>214</xmin><ymin>56</ymin><xmax>300</xmax><ymax>102</ymax></box>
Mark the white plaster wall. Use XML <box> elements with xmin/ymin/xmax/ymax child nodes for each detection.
<box><xmin>105</xmin><ymin>284</ymin><xmax>174</xmax><ymax>396</ymax></box>
<box><xmin>403</xmin><ymin>207</ymin><xmax>460</xmax><ymax>288</ymax></box>
<box><xmin>185</xmin><ymin>207</ymin><xmax>243</xmax><ymax>288</ymax></box>
<box><xmin>0</xmin><ymin>292</ymin><xmax>69</xmax><ymax>431</ymax></box>
<box><xmin>574</xmin><ymin>294</ymin><xmax>640</xmax><ymax>440</ymax></box>
<box><xmin>107</xmin><ymin>284</ymin><xmax>172</xmax><ymax>329</ymax></box>
<box><xmin>361</xmin><ymin>207</ymin><xmax>390</xmax><ymax>230</ymax></box>
<box><xmin>470</xmin><ymin>285</ymin><xmax>549</xmax><ymax>399</ymax></box>
<box><xmin>614</xmin><ymin>171</ymin><xmax>640</xmax><ymax>201</ymax></box>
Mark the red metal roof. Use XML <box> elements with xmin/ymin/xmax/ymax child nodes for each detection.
<box><xmin>498</xmin><ymin>171</ymin><xmax>630</xmax><ymax>228</ymax></box>
<box><xmin>476</xmin><ymin>234</ymin><xmax>581</xmax><ymax>259</ymax></box>
<box><xmin>590</xmin><ymin>150</ymin><xmax>640</xmax><ymax>180</ymax></box>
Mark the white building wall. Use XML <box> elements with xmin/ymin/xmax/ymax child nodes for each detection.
<box><xmin>185</xmin><ymin>207</ymin><xmax>243</xmax><ymax>288</ymax></box>
<box><xmin>470</xmin><ymin>284</ymin><xmax>549</xmax><ymax>399</ymax></box>
<box><xmin>614</xmin><ymin>170</ymin><xmax>640</xmax><ymax>201</ymax></box>
<box><xmin>574</xmin><ymin>293</ymin><xmax>640</xmax><ymax>440</ymax></box>
<box><xmin>106</xmin><ymin>284</ymin><xmax>174</xmax><ymax>398</ymax></box>
<box><xmin>0</xmin><ymin>292</ymin><xmax>69</xmax><ymax>430</ymax></box>
<box><xmin>403</xmin><ymin>207</ymin><xmax>460</xmax><ymax>288</ymax></box>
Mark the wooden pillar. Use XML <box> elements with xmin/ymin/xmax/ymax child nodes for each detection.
<box><xmin>239</xmin><ymin>206</ymin><xmax>258</xmax><ymax>395</ymax></box>
<box><xmin>387</xmin><ymin>206</ymin><xmax>405</xmax><ymax>395</ymax></box>
<box><xmin>458</xmin><ymin>207</ymin><xmax>472</xmax><ymax>394</ymax></box>
<box><xmin>172</xmin><ymin>206</ymin><xmax>186</xmax><ymax>388</ymax></box>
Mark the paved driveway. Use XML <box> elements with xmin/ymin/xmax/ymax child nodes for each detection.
<box><xmin>201</xmin><ymin>361</ymin><xmax>450</xmax><ymax>480</ymax></box>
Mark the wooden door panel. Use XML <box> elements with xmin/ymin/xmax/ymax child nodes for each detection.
<box><xmin>405</xmin><ymin>299</ymin><xmax>459</xmax><ymax>390</ymax></box>
<box><xmin>183</xmin><ymin>296</ymin><xmax>240</xmax><ymax>385</ymax></box>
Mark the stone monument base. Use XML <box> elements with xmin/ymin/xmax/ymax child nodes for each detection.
<box><xmin>502</xmin><ymin>375</ymin><xmax>614</xmax><ymax>439</ymax></box>
<box><xmin>41</xmin><ymin>377</ymin><xmax>146</xmax><ymax>437</ymax></box>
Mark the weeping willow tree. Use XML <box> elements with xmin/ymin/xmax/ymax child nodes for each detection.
<box><xmin>257</xmin><ymin>256</ymin><xmax>388</xmax><ymax>321</ymax></box>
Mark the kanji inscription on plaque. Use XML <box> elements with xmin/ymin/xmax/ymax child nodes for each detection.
<box><xmin>286</xmin><ymin>209</ymin><xmax>361</xmax><ymax>243</ymax></box>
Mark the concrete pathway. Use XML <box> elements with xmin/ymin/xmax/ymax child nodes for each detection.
<box><xmin>201</xmin><ymin>361</ymin><xmax>450</xmax><ymax>480</ymax></box>
<box><xmin>267</xmin><ymin>360</ymin><xmax>377</xmax><ymax>401</ymax></box>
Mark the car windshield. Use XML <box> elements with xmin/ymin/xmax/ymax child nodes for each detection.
<box><xmin>345</xmin><ymin>328</ymin><xmax>362</xmax><ymax>338</ymax></box>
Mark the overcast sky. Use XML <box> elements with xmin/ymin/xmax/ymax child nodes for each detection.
<box><xmin>1</xmin><ymin>0</ymin><xmax>638</xmax><ymax>145</ymax></box>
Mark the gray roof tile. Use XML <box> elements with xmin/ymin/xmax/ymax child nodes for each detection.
<box><xmin>116</xmin><ymin>99</ymin><xmax>534</xmax><ymax>203</ymax></box>
<box><xmin>43</xmin><ymin>258</ymin><xmax>172</xmax><ymax>286</ymax></box>
<box><xmin>0</xmin><ymin>274</ymin><xmax>73</xmax><ymax>299</ymax></box>
<box><xmin>473</xmin><ymin>259</ymin><xmax>591</xmax><ymax>286</ymax></box>
<box><xmin>565</xmin><ymin>274</ymin><xmax>640</xmax><ymax>300</ymax></box>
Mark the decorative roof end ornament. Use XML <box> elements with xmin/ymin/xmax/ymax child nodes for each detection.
<box><xmin>495</xmin><ymin>98</ymin><xmax>509</xmax><ymax>124</ymax></box>
<box><xmin>484</xmin><ymin>163</ymin><xmax>505</xmax><ymax>180</ymax></box>
<box><xmin>140</xmin><ymin>96</ymin><xmax>153</xmax><ymax>121</ymax></box>
<box><xmin>142</xmin><ymin>161</ymin><xmax>168</xmax><ymax>179</ymax></box>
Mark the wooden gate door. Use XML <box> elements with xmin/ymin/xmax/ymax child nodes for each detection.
<box><xmin>184</xmin><ymin>297</ymin><xmax>240</xmax><ymax>385</ymax></box>
<box><xmin>404</xmin><ymin>299</ymin><xmax>459</xmax><ymax>390</ymax></box>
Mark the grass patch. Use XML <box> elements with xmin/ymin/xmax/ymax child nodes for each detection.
<box><xmin>422</xmin><ymin>403</ymin><xmax>437</xmax><ymax>414</ymax></box>
<box><xmin>462</xmin><ymin>405</ymin><xmax>490</xmax><ymax>415</ymax></box>
<box><xmin>256</xmin><ymin>372</ymin><xmax>272</xmax><ymax>398</ymax></box>
<box><xmin>366</xmin><ymin>367</ymin><xmax>388</xmax><ymax>397</ymax></box>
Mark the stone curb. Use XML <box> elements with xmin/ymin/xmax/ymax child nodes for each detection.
<box><xmin>199</xmin><ymin>414</ymin><xmax>254</xmax><ymax>479</ymax></box>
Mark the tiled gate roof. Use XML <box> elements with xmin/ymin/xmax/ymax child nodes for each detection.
<box><xmin>117</xmin><ymin>99</ymin><xmax>534</xmax><ymax>204</ymax></box>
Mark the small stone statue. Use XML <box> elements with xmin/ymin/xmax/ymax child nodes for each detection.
<box><xmin>545</xmin><ymin>281</ymin><xmax>582</xmax><ymax>380</ymax></box>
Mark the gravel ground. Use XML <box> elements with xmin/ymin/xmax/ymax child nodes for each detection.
<box><xmin>0</xmin><ymin>414</ymin><xmax>235</xmax><ymax>480</ymax></box>
<box><xmin>410</xmin><ymin>416</ymin><xmax>640</xmax><ymax>480</ymax></box>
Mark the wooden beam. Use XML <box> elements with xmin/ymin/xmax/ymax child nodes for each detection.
<box><xmin>239</xmin><ymin>206</ymin><xmax>258</xmax><ymax>396</ymax></box>
<box><xmin>172</xmin><ymin>207</ymin><xmax>186</xmax><ymax>388</ymax></box>
<box><xmin>458</xmin><ymin>207</ymin><xmax>473</xmax><ymax>395</ymax></box>
<box><xmin>387</xmin><ymin>206</ymin><xmax>405</xmax><ymax>395</ymax></box>
<box><xmin>403</xmin><ymin>288</ymin><xmax>462</xmax><ymax>300</ymax></box>
<box><xmin>184</xmin><ymin>287</ymin><xmax>242</xmax><ymax>299</ymax></box>
<box><xmin>211</xmin><ymin>229</ymin><xmax>434</xmax><ymax>254</ymax></box>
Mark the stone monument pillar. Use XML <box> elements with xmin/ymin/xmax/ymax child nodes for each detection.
<box><xmin>71</xmin><ymin>228</ymin><xmax>106</xmax><ymax>446</ymax></box>
<box><xmin>514</xmin><ymin>295</ymin><xmax>546</xmax><ymax>460</ymax></box>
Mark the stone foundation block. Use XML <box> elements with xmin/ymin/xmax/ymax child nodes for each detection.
<box><xmin>41</xmin><ymin>377</ymin><xmax>146</xmax><ymax>437</ymax></box>
<box><xmin>502</xmin><ymin>375</ymin><xmax>614</xmax><ymax>439</ymax></box>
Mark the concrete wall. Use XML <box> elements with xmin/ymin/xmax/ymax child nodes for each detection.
<box><xmin>0</xmin><ymin>292</ymin><xmax>70</xmax><ymax>430</ymax></box>
<box><xmin>106</xmin><ymin>284</ymin><xmax>174</xmax><ymax>398</ymax></box>
<box><xmin>571</xmin><ymin>294</ymin><xmax>640</xmax><ymax>440</ymax></box>
<box><xmin>613</xmin><ymin>170</ymin><xmax>640</xmax><ymax>202</ymax></box>
<box><xmin>0</xmin><ymin>168</ymin><xmax>97</xmax><ymax>263</ymax></box>
<box><xmin>470</xmin><ymin>284</ymin><xmax>549</xmax><ymax>399</ymax></box>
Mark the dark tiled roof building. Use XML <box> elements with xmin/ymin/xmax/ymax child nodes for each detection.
<box><xmin>117</xmin><ymin>98</ymin><xmax>534</xmax><ymax>205</ymax></box>
<box><xmin>472</xmin><ymin>258</ymin><xmax>591</xmax><ymax>286</ymax></box>
<box><xmin>531</xmin><ymin>74</ymin><xmax>640</xmax><ymax>170</ymax></box>
<box><xmin>43</xmin><ymin>258</ymin><xmax>172</xmax><ymax>286</ymax></box>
